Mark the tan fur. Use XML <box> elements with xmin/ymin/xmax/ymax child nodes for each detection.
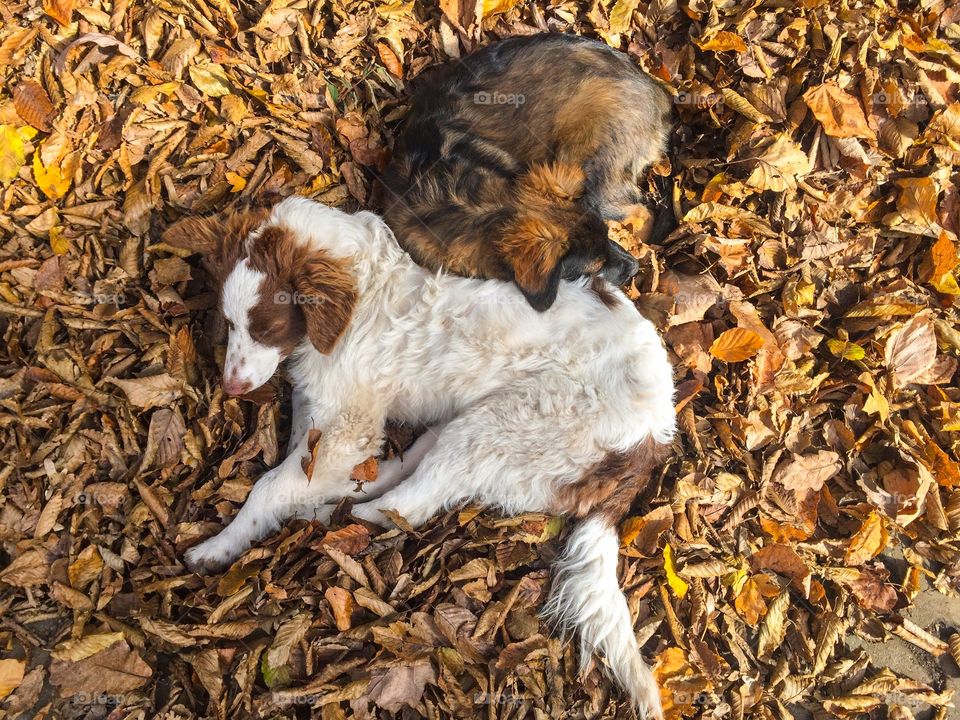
<box><xmin>495</xmin><ymin>162</ymin><xmax>586</xmax><ymax>295</ymax></box>
<box><xmin>498</xmin><ymin>218</ymin><xmax>570</xmax><ymax>295</ymax></box>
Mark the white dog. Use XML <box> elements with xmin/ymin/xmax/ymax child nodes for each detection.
<box><xmin>165</xmin><ymin>197</ymin><xmax>675</xmax><ymax>716</ymax></box>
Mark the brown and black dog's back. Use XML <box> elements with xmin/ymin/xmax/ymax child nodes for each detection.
<box><xmin>381</xmin><ymin>33</ymin><xmax>671</xmax><ymax>310</ymax></box>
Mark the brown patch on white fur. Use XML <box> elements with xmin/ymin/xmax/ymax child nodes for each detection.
<box><xmin>589</xmin><ymin>275</ymin><xmax>620</xmax><ymax>309</ymax></box>
<box><xmin>554</xmin><ymin>436</ymin><xmax>671</xmax><ymax>523</ymax></box>
<box><xmin>246</xmin><ymin>226</ymin><xmax>357</xmax><ymax>355</ymax></box>
<box><xmin>162</xmin><ymin>208</ymin><xmax>269</xmax><ymax>284</ymax></box>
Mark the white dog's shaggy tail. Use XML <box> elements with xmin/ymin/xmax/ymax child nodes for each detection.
<box><xmin>542</xmin><ymin>515</ymin><xmax>663</xmax><ymax>719</ymax></box>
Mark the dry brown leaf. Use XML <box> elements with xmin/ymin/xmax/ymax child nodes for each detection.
<box><xmin>367</xmin><ymin>659</ymin><xmax>436</xmax><ymax>713</ymax></box>
<box><xmin>106</xmin><ymin>373</ymin><xmax>184</xmax><ymax>409</ymax></box>
<box><xmin>50</xmin><ymin>640</ymin><xmax>152</xmax><ymax>697</ymax></box>
<box><xmin>13</xmin><ymin>79</ymin><xmax>55</xmax><ymax>131</ymax></box>
<box><xmin>884</xmin><ymin>313</ymin><xmax>937</xmax><ymax>388</ymax></box>
<box><xmin>301</xmin><ymin>428</ymin><xmax>323</xmax><ymax>479</ymax></box>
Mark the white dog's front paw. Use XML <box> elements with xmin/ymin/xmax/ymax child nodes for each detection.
<box><xmin>184</xmin><ymin>536</ymin><xmax>238</xmax><ymax>575</ymax></box>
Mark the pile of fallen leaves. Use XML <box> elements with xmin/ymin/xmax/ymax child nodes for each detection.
<box><xmin>1</xmin><ymin>0</ymin><xmax>959</xmax><ymax>717</ymax></box>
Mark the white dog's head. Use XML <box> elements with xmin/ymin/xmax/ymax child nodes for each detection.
<box><xmin>163</xmin><ymin>203</ymin><xmax>357</xmax><ymax>395</ymax></box>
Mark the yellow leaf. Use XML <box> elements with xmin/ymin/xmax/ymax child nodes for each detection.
<box><xmin>189</xmin><ymin>63</ymin><xmax>233</xmax><ymax>97</ymax></box>
<box><xmin>0</xmin><ymin>124</ymin><xmax>35</xmax><ymax>184</ymax></box>
<box><xmin>0</xmin><ymin>658</ymin><xmax>25</xmax><ymax>700</ymax></box>
<box><xmin>663</xmin><ymin>543</ymin><xmax>688</xmax><ymax>598</ymax></box>
<box><xmin>33</xmin><ymin>147</ymin><xmax>76</xmax><ymax>200</ymax></box>
<box><xmin>225</xmin><ymin>171</ymin><xmax>246</xmax><ymax>192</ymax></box>
<box><xmin>932</xmin><ymin>272</ymin><xmax>960</xmax><ymax>295</ymax></box>
<box><xmin>859</xmin><ymin>371</ymin><xmax>890</xmax><ymax>422</ymax></box>
<box><xmin>482</xmin><ymin>0</ymin><xmax>520</xmax><ymax>17</ymax></box>
<box><xmin>49</xmin><ymin>225</ymin><xmax>69</xmax><ymax>255</ymax></box>
<box><xmin>844</xmin><ymin>512</ymin><xmax>888</xmax><ymax>566</ymax></box>
<box><xmin>608</xmin><ymin>0</ymin><xmax>640</xmax><ymax>34</ymax></box>
<box><xmin>710</xmin><ymin>327</ymin><xmax>764</xmax><ymax>362</ymax></box>
<box><xmin>827</xmin><ymin>339</ymin><xmax>866</xmax><ymax>360</ymax></box>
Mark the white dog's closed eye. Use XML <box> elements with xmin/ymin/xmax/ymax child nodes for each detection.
<box><xmin>177</xmin><ymin>197</ymin><xmax>674</xmax><ymax>718</ymax></box>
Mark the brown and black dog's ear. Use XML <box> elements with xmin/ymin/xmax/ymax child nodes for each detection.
<box><xmin>162</xmin><ymin>209</ymin><xmax>269</xmax><ymax>283</ymax></box>
<box><xmin>497</xmin><ymin>161</ymin><xmax>596</xmax><ymax>311</ymax></box>
<box><xmin>296</xmin><ymin>252</ymin><xmax>358</xmax><ymax>354</ymax></box>
<box><xmin>498</xmin><ymin>219</ymin><xmax>569</xmax><ymax>311</ymax></box>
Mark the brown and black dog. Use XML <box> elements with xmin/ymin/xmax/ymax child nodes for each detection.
<box><xmin>380</xmin><ymin>33</ymin><xmax>672</xmax><ymax>311</ymax></box>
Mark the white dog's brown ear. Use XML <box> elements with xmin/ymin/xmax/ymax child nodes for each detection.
<box><xmin>163</xmin><ymin>209</ymin><xmax>268</xmax><ymax>282</ymax></box>
<box><xmin>296</xmin><ymin>253</ymin><xmax>357</xmax><ymax>354</ymax></box>
<box><xmin>162</xmin><ymin>215</ymin><xmax>232</xmax><ymax>256</ymax></box>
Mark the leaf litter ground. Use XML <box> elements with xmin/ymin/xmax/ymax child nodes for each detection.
<box><xmin>1</xmin><ymin>1</ymin><xmax>960</xmax><ymax>719</ymax></box>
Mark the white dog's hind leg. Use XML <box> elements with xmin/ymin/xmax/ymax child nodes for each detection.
<box><xmin>349</xmin><ymin>408</ymin><xmax>562</xmax><ymax>528</ymax></box>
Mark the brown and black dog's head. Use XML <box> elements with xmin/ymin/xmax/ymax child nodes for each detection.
<box><xmin>497</xmin><ymin>162</ymin><xmax>639</xmax><ymax>311</ymax></box>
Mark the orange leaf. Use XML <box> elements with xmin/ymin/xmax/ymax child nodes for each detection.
<box><xmin>324</xmin><ymin>586</ymin><xmax>354</xmax><ymax>631</ymax></box>
<box><xmin>709</xmin><ymin>327</ymin><xmax>764</xmax><ymax>362</ymax></box>
<box><xmin>803</xmin><ymin>82</ymin><xmax>877</xmax><ymax>140</ymax></box>
<box><xmin>697</xmin><ymin>31</ymin><xmax>747</xmax><ymax>53</ymax></box>
<box><xmin>319</xmin><ymin>523</ymin><xmax>371</xmax><ymax>555</ymax></box>
<box><xmin>926</xmin><ymin>231</ymin><xmax>958</xmax><ymax>281</ymax></box>
<box><xmin>350</xmin><ymin>456</ymin><xmax>379</xmax><ymax>483</ymax></box>
<box><xmin>376</xmin><ymin>42</ymin><xmax>403</xmax><ymax>79</ymax></box>
<box><xmin>734</xmin><ymin>576</ymin><xmax>767</xmax><ymax>626</ymax></box>
<box><xmin>844</xmin><ymin>512</ymin><xmax>888</xmax><ymax>566</ymax></box>
<box><xmin>42</xmin><ymin>0</ymin><xmax>76</xmax><ymax>26</ymax></box>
